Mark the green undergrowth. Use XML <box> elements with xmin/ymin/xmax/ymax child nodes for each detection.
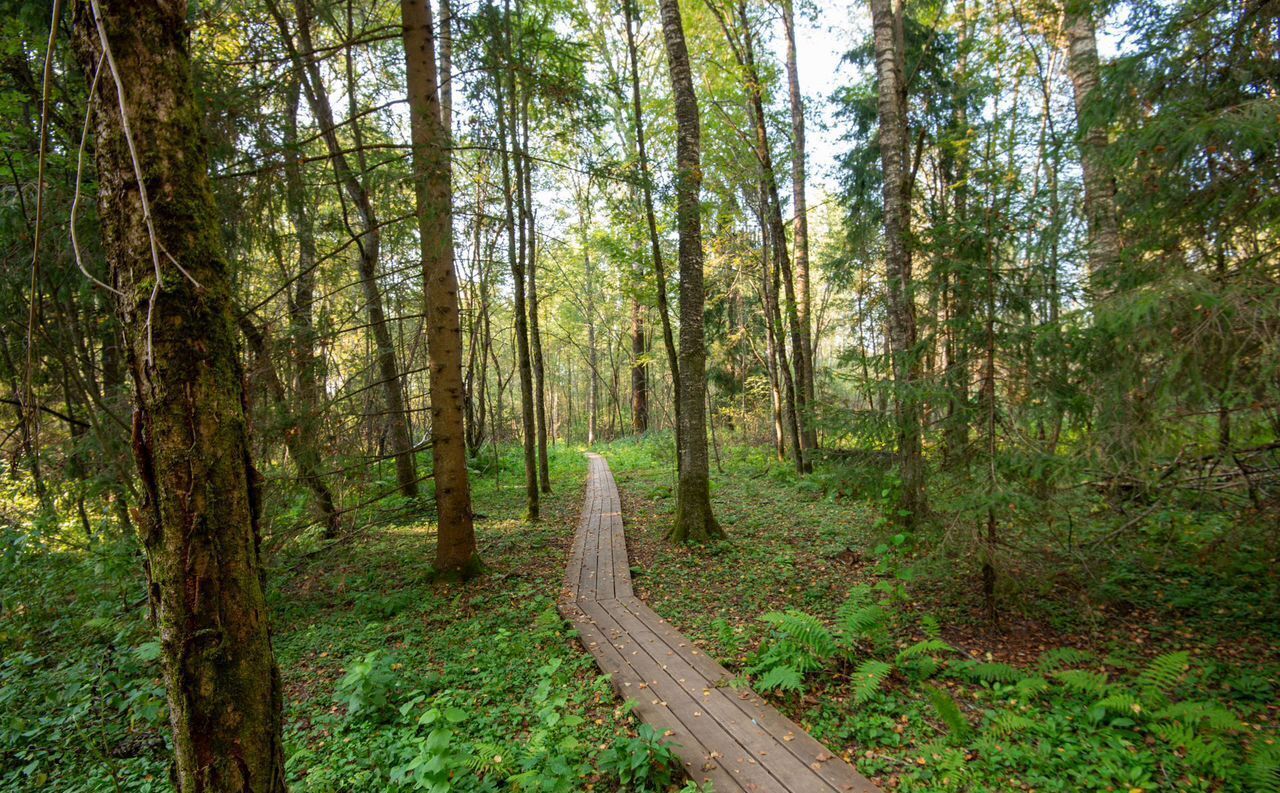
<box><xmin>603</xmin><ymin>434</ymin><xmax>1280</xmax><ymax>792</ymax></box>
<box><xmin>0</xmin><ymin>445</ymin><xmax>694</xmax><ymax>792</ymax></box>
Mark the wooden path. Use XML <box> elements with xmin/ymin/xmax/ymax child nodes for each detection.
<box><xmin>559</xmin><ymin>453</ymin><xmax>879</xmax><ymax>793</ymax></box>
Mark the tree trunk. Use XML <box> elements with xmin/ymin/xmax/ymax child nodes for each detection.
<box><xmin>659</xmin><ymin>0</ymin><xmax>724</xmax><ymax>543</ymax></box>
<box><xmin>734</xmin><ymin>4</ymin><xmax>810</xmax><ymax>472</ymax></box>
<box><xmin>1064</xmin><ymin>1</ymin><xmax>1120</xmax><ymax>292</ymax></box>
<box><xmin>495</xmin><ymin>4</ymin><xmax>539</xmax><ymax>518</ymax></box>
<box><xmin>401</xmin><ymin>0</ymin><xmax>479</xmax><ymax>576</ymax></box>
<box><xmin>624</xmin><ymin>0</ymin><xmax>679</xmax><ymax>460</ymax></box>
<box><xmin>942</xmin><ymin>0</ymin><xmax>972</xmax><ymax>467</ymax></box>
<box><xmin>631</xmin><ymin>297</ymin><xmax>648</xmax><ymax>433</ymax></box>
<box><xmin>523</xmin><ymin>103</ymin><xmax>551</xmax><ymax>493</ymax></box>
<box><xmin>870</xmin><ymin>0</ymin><xmax>927</xmax><ymax>526</ymax></box>
<box><xmin>779</xmin><ymin>0</ymin><xmax>817</xmax><ymax>454</ymax></box>
<box><xmin>73</xmin><ymin>2</ymin><xmax>285</xmax><ymax>788</ymax></box>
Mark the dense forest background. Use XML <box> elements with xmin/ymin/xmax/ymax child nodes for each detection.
<box><xmin>0</xmin><ymin>0</ymin><xmax>1277</xmax><ymax>790</ymax></box>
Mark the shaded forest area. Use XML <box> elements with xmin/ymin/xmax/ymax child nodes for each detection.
<box><xmin>1</xmin><ymin>0</ymin><xmax>1277</xmax><ymax>790</ymax></box>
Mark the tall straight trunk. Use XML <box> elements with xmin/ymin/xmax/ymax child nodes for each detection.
<box><xmin>631</xmin><ymin>297</ymin><xmax>648</xmax><ymax>433</ymax></box>
<box><xmin>734</xmin><ymin>4</ymin><xmax>810</xmax><ymax>472</ymax></box>
<box><xmin>438</xmin><ymin>0</ymin><xmax>452</xmax><ymax>130</ymax></box>
<box><xmin>761</xmin><ymin>192</ymin><xmax>802</xmax><ymax>466</ymax></box>
<box><xmin>73</xmin><ymin>2</ymin><xmax>285</xmax><ymax>789</ymax></box>
<box><xmin>1065</xmin><ymin>1</ymin><xmax>1136</xmax><ymax>473</ymax></box>
<box><xmin>522</xmin><ymin>104</ymin><xmax>550</xmax><ymax>492</ymax></box>
<box><xmin>779</xmin><ymin>0</ymin><xmax>816</xmax><ymax>453</ymax></box>
<box><xmin>870</xmin><ymin>0</ymin><xmax>927</xmax><ymax>526</ymax></box>
<box><xmin>623</xmin><ymin>0</ymin><xmax>679</xmax><ymax>459</ymax></box>
<box><xmin>495</xmin><ymin>5</ymin><xmax>539</xmax><ymax>518</ymax></box>
<box><xmin>1064</xmin><ymin>0</ymin><xmax>1120</xmax><ymax>292</ymax></box>
<box><xmin>942</xmin><ymin>0</ymin><xmax>972</xmax><ymax>467</ymax></box>
<box><xmin>761</xmin><ymin>232</ymin><xmax>785</xmax><ymax>459</ymax></box>
<box><xmin>270</xmin><ymin>0</ymin><xmax>417</xmax><ymax>498</ymax></box>
<box><xmin>659</xmin><ymin>0</ymin><xmax>723</xmax><ymax>543</ymax></box>
<box><xmin>279</xmin><ymin>78</ymin><xmax>340</xmax><ymax>536</ymax></box>
<box><xmin>402</xmin><ymin>0</ymin><xmax>479</xmax><ymax>575</ymax></box>
<box><xmin>585</xmin><ymin>224</ymin><xmax>598</xmax><ymax>445</ymax></box>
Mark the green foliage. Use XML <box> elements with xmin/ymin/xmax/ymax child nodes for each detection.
<box><xmin>596</xmin><ymin>724</ymin><xmax>682</xmax><ymax>792</ymax></box>
<box><xmin>851</xmin><ymin>659</ymin><xmax>893</xmax><ymax>704</ymax></box>
<box><xmin>923</xmin><ymin>685</ymin><xmax>972</xmax><ymax>744</ymax></box>
<box><xmin>337</xmin><ymin>650</ymin><xmax>400</xmax><ymax>722</ymax></box>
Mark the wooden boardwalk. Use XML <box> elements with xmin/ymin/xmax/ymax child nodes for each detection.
<box><xmin>560</xmin><ymin>453</ymin><xmax>879</xmax><ymax>793</ymax></box>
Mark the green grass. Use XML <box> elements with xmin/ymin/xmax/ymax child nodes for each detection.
<box><xmin>601</xmin><ymin>434</ymin><xmax>1280</xmax><ymax>793</ymax></box>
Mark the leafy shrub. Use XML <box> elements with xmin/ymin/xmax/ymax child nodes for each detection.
<box><xmin>336</xmin><ymin>650</ymin><xmax>400</xmax><ymax>722</ymax></box>
<box><xmin>597</xmin><ymin>723</ymin><xmax>682</xmax><ymax>792</ymax></box>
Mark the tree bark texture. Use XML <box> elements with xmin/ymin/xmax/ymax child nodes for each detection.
<box><xmin>73</xmin><ymin>1</ymin><xmax>286</xmax><ymax>788</ymax></box>
<box><xmin>659</xmin><ymin>0</ymin><xmax>724</xmax><ymax>542</ymax></box>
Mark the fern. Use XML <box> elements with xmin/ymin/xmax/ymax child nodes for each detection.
<box><xmin>759</xmin><ymin>610</ymin><xmax>836</xmax><ymax>666</ymax></box>
<box><xmin>1150</xmin><ymin>719</ymin><xmax>1196</xmax><ymax>750</ymax></box>
<box><xmin>756</xmin><ymin>665</ymin><xmax>804</xmax><ymax>693</ymax></box>
<box><xmin>851</xmin><ymin>659</ymin><xmax>892</xmax><ymax>703</ymax></box>
<box><xmin>1246</xmin><ymin>740</ymin><xmax>1280</xmax><ymax>793</ymax></box>
<box><xmin>895</xmin><ymin>638</ymin><xmax>953</xmax><ymax>665</ymax></box>
<box><xmin>1013</xmin><ymin>676</ymin><xmax>1049</xmax><ymax>700</ymax></box>
<box><xmin>987</xmin><ymin>710</ymin><xmax>1036</xmax><ymax>736</ymax></box>
<box><xmin>924</xmin><ymin>685</ymin><xmax>971</xmax><ymax>744</ymax></box>
<box><xmin>1053</xmin><ymin>669</ymin><xmax>1109</xmax><ymax>696</ymax></box>
<box><xmin>1155</xmin><ymin>700</ymin><xmax>1241</xmax><ymax>731</ymax></box>
<box><xmin>1036</xmin><ymin>647</ymin><xmax>1095</xmax><ymax>672</ymax></box>
<box><xmin>954</xmin><ymin>661</ymin><xmax>1025</xmax><ymax>685</ymax></box>
<box><xmin>1095</xmin><ymin>692</ymin><xmax>1144</xmax><ymax>717</ymax></box>
<box><xmin>1136</xmin><ymin>651</ymin><xmax>1190</xmax><ymax>697</ymax></box>
<box><xmin>1184</xmin><ymin>734</ymin><xmax>1234</xmax><ymax>779</ymax></box>
<box><xmin>919</xmin><ymin>614</ymin><xmax>941</xmax><ymax>640</ymax></box>
<box><xmin>836</xmin><ymin>586</ymin><xmax>888</xmax><ymax>641</ymax></box>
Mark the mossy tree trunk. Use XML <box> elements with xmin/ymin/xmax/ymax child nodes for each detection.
<box><xmin>73</xmin><ymin>1</ymin><xmax>286</xmax><ymax>789</ymax></box>
<box><xmin>658</xmin><ymin>0</ymin><xmax>724</xmax><ymax>543</ymax></box>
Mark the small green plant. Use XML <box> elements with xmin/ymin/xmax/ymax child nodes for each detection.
<box><xmin>336</xmin><ymin>650</ymin><xmax>399</xmax><ymax>722</ymax></box>
<box><xmin>597</xmin><ymin>723</ymin><xmax>682</xmax><ymax>792</ymax></box>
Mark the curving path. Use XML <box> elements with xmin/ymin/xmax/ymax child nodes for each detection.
<box><xmin>559</xmin><ymin>453</ymin><xmax>879</xmax><ymax>793</ymax></box>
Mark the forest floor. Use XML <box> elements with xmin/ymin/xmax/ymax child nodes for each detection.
<box><xmin>269</xmin><ymin>446</ymin><xmax>649</xmax><ymax>791</ymax></box>
<box><xmin>605</xmin><ymin>436</ymin><xmax>1280</xmax><ymax>792</ymax></box>
<box><xmin>4</xmin><ymin>438</ymin><xmax>1276</xmax><ymax>792</ymax></box>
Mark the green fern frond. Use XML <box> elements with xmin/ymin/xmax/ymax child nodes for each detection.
<box><xmin>1095</xmin><ymin>692</ymin><xmax>1144</xmax><ymax>717</ymax></box>
<box><xmin>987</xmin><ymin>710</ymin><xmax>1037</xmax><ymax>736</ymax></box>
<box><xmin>896</xmin><ymin>638</ymin><xmax>954</xmax><ymax>665</ymax></box>
<box><xmin>760</xmin><ymin>610</ymin><xmax>837</xmax><ymax>662</ymax></box>
<box><xmin>756</xmin><ymin>665</ymin><xmax>805</xmax><ymax>693</ymax></box>
<box><xmin>1013</xmin><ymin>676</ymin><xmax>1049</xmax><ymax>699</ymax></box>
<box><xmin>837</xmin><ymin>603</ymin><xmax>887</xmax><ymax>639</ymax></box>
<box><xmin>1184</xmin><ymin>734</ymin><xmax>1234</xmax><ymax>779</ymax></box>
<box><xmin>1053</xmin><ymin>669</ymin><xmax>1109</xmax><ymax>695</ymax></box>
<box><xmin>1155</xmin><ymin>700</ymin><xmax>1242</xmax><ymax>732</ymax></box>
<box><xmin>851</xmin><ymin>659</ymin><xmax>892</xmax><ymax>703</ymax></box>
<box><xmin>955</xmin><ymin>661</ymin><xmax>1026</xmax><ymax>684</ymax></box>
<box><xmin>919</xmin><ymin>614</ymin><xmax>941</xmax><ymax>640</ymax></box>
<box><xmin>1150</xmin><ymin>719</ymin><xmax>1196</xmax><ymax>749</ymax></box>
<box><xmin>1036</xmin><ymin>647</ymin><xmax>1095</xmax><ymax>672</ymax></box>
<box><xmin>1137</xmin><ymin>651</ymin><xmax>1190</xmax><ymax>695</ymax></box>
<box><xmin>924</xmin><ymin>684</ymin><xmax>972</xmax><ymax>744</ymax></box>
<box><xmin>1245</xmin><ymin>740</ymin><xmax>1280</xmax><ymax>792</ymax></box>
